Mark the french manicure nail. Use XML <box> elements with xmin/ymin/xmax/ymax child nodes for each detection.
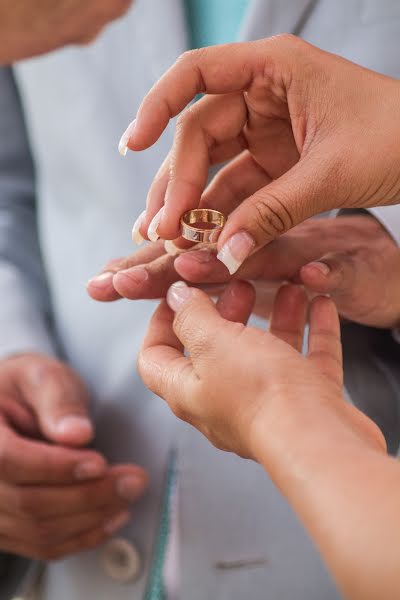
<box><xmin>117</xmin><ymin>475</ymin><xmax>145</xmax><ymax>502</ymax></box>
<box><xmin>75</xmin><ymin>459</ymin><xmax>106</xmax><ymax>481</ymax></box>
<box><xmin>148</xmin><ymin>206</ymin><xmax>164</xmax><ymax>242</ymax></box>
<box><xmin>306</xmin><ymin>261</ymin><xmax>331</xmax><ymax>276</ymax></box>
<box><xmin>118</xmin><ymin>119</ymin><xmax>136</xmax><ymax>156</ymax></box>
<box><xmin>166</xmin><ymin>281</ymin><xmax>193</xmax><ymax>311</ymax></box>
<box><xmin>87</xmin><ymin>272</ymin><xmax>114</xmax><ymax>287</ymax></box>
<box><xmin>164</xmin><ymin>239</ymin><xmax>181</xmax><ymax>256</ymax></box>
<box><xmin>104</xmin><ymin>511</ymin><xmax>131</xmax><ymax>535</ymax></box>
<box><xmin>131</xmin><ymin>210</ymin><xmax>146</xmax><ymax>245</ymax></box>
<box><xmin>217</xmin><ymin>231</ymin><xmax>255</xmax><ymax>275</ymax></box>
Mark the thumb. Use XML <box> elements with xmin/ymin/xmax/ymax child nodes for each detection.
<box><xmin>215</xmin><ymin>157</ymin><xmax>335</xmax><ymax>275</ymax></box>
<box><xmin>299</xmin><ymin>251</ymin><xmax>356</xmax><ymax>301</ymax></box>
<box><xmin>17</xmin><ymin>356</ymin><xmax>93</xmax><ymax>447</ymax></box>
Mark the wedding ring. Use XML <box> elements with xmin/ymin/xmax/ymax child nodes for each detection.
<box><xmin>181</xmin><ymin>209</ymin><xmax>226</xmax><ymax>243</ymax></box>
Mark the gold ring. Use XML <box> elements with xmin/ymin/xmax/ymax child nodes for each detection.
<box><xmin>181</xmin><ymin>209</ymin><xmax>226</xmax><ymax>243</ymax></box>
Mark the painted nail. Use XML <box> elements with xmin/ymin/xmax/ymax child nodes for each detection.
<box><xmin>166</xmin><ymin>281</ymin><xmax>193</xmax><ymax>311</ymax></box>
<box><xmin>118</xmin><ymin>119</ymin><xmax>136</xmax><ymax>156</ymax></box>
<box><xmin>164</xmin><ymin>239</ymin><xmax>181</xmax><ymax>256</ymax></box>
<box><xmin>75</xmin><ymin>459</ymin><xmax>106</xmax><ymax>481</ymax></box>
<box><xmin>148</xmin><ymin>206</ymin><xmax>164</xmax><ymax>242</ymax></box>
<box><xmin>306</xmin><ymin>261</ymin><xmax>331</xmax><ymax>276</ymax></box>
<box><xmin>217</xmin><ymin>232</ymin><xmax>255</xmax><ymax>275</ymax></box>
<box><xmin>104</xmin><ymin>511</ymin><xmax>131</xmax><ymax>535</ymax></box>
<box><xmin>131</xmin><ymin>210</ymin><xmax>146</xmax><ymax>245</ymax></box>
<box><xmin>87</xmin><ymin>272</ymin><xmax>114</xmax><ymax>287</ymax></box>
<box><xmin>117</xmin><ymin>475</ymin><xmax>145</xmax><ymax>502</ymax></box>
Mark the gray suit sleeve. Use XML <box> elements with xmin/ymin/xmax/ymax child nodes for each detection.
<box><xmin>0</xmin><ymin>67</ymin><xmax>57</xmax><ymax>358</ymax></box>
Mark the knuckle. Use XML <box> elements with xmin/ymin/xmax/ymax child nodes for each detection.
<box><xmin>252</xmin><ymin>191</ymin><xmax>294</xmax><ymax>240</ymax></box>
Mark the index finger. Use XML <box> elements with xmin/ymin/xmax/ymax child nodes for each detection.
<box><xmin>0</xmin><ymin>425</ymin><xmax>107</xmax><ymax>485</ymax></box>
<box><xmin>127</xmin><ymin>40</ymin><xmax>271</xmax><ymax>151</ymax></box>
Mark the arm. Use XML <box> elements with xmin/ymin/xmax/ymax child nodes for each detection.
<box><xmin>139</xmin><ymin>280</ymin><xmax>399</xmax><ymax>600</ymax></box>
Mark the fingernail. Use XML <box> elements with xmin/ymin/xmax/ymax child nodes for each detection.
<box><xmin>132</xmin><ymin>210</ymin><xmax>146</xmax><ymax>245</ymax></box>
<box><xmin>75</xmin><ymin>459</ymin><xmax>106</xmax><ymax>481</ymax></box>
<box><xmin>104</xmin><ymin>511</ymin><xmax>131</xmax><ymax>535</ymax></box>
<box><xmin>164</xmin><ymin>239</ymin><xmax>181</xmax><ymax>256</ymax></box>
<box><xmin>306</xmin><ymin>261</ymin><xmax>331</xmax><ymax>276</ymax></box>
<box><xmin>54</xmin><ymin>416</ymin><xmax>93</xmax><ymax>439</ymax></box>
<box><xmin>148</xmin><ymin>206</ymin><xmax>164</xmax><ymax>242</ymax></box>
<box><xmin>118</xmin><ymin>119</ymin><xmax>136</xmax><ymax>156</ymax></box>
<box><xmin>217</xmin><ymin>232</ymin><xmax>255</xmax><ymax>275</ymax></box>
<box><xmin>113</xmin><ymin>267</ymin><xmax>149</xmax><ymax>286</ymax></box>
<box><xmin>117</xmin><ymin>475</ymin><xmax>145</xmax><ymax>502</ymax></box>
<box><xmin>87</xmin><ymin>272</ymin><xmax>114</xmax><ymax>287</ymax></box>
<box><xmin>166</xmin><ymin>281</ymin><xmax>193</xmax><ymax>311</ymax></box>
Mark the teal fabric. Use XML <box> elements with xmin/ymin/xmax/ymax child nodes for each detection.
<box><xmin>144</xmin><ymin>451</ymin><xmax>178</xmax><ymax>600</ymax></box>
<box><xmin>185</xmin><ymin>0</ymin><xmax>250</xmax><ymax>48</ymax></box>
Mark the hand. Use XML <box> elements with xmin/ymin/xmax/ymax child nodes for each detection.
<box><xmin>88</xmin><ymin>214</ymin><xmax>400</xmax><ymax>329</ymax></box>
<box><xmin>0</xmin><ymin>0</ymin><xmax>132</xmax><ymax>64</ymax></box>
<box><xmin>0</xmin><ymin>353</ymin><xmax>147</xmax><ymax>560</ymax></box>
<box><xmin>138</xmin><ymin>280</ymin><xmax>384</xmax><ymax>458</ymax></box>
<box><xmin>120</xmin><ymin>36</ymin><xmax>400</xmax><ymax>274</ymax></box>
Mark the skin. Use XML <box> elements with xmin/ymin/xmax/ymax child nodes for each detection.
<box><xmin>88</xmin><ymin>214</ymin><xmax>400</xmax><ymax>329</ymax></box>
<box><xmin>0</xmin><ymin>353</ymin><xmax>148</xmax><ymax>560</ymax></box>
<box><xmin>0</xmin><ymin>0</ymin><xmax>132</xmax><ymax>64</ymax></box>
<box><xmin>120</xmin><ymin>35</ymin><xmax>400</xmax><ymax>268</ymax></box>
<box><xmin>138</xmin><ymin>280</ymin><xmax>400</xmax><ymax>600</ymax></box>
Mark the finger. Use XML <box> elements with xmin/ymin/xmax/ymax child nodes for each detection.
<box><xmin>300</xmin><ymin>253</ymin><xmax>355</xmax><ymax>297</ymax></box>
<box><xmin>112</xmin><ymin>252</ymin><xmax>179</xmax><ymax>300</ymax></box>
<box><xmin>216</xmin><ymin>281</ymin><xmax>255</xmax><ymax>324</ymax></box>
<box><xmin>138</xmin><ymin>301</ymin><xmax>196</xmax><ymax>417</ymax></box>
<box><xmin>4</xmin><ymin>464</ymin><xmax>148</xmax><ymax>519</ymax></box>
<box><xmin>0</xmin><ymin>505</ymin><xmax>130</xmax><ymax>547</ymax></box>
<box><xmin>165</xmin><ymin>282</ymin><xmax>227</xmax><ymax>365</ymax></box>
<box><xmin>307</xmin><ymin>296</ymin><xmax>343</xmax><ymax>387</ymax></box>
<box><xmin>141</xmin><ymin>154</ymin><xmax>170</xmax><ymax>240</ymax></box>
<box><xmin>269</xmin><ymin>285</ymin><xmax>308</xmax><ymax>351</ymax></box>
<box><xmin>215</xmin><ymin>154</ymin><xmax>336</xmax><ymax>275</ymax></box>
<box><xmin>0</xmin><ymin>424</ymin><xmax>107</xmax><ymax>485</ymax></box>
<box><xmin>87</xmin><ymin>242</ymin><xmax>165</xmax><ymax>301</ymax></box>
<box><xmin>17</xmin><ymin>357</ymin><xmax>93</xmax><ymax>446</ymax></box>
<box><xmin>200</xmin><ymin>151</ymin><xmax>272</xmax><ymax>216</ymax></box>
<box><xmin>1</xmin><ymin>521</ymin><xmax>114</xmax><ymax>561</ymax></box>
<box><xmin>127</xmin><ymin>39</ymin><xmax>293</xmax><ymax>150</ymax></box>
<box><xmin>156</xmin><ymin>93</ymin><xmax>247</xmax><ymax>240</ymax></box>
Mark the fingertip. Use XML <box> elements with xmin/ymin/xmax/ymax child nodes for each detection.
<box><xmin>52</xmin><ymin>416</ymin><xmax>94</xmax><ymax>447</ymax></box>
<box><xmin>86</xmin><ymin>273</ymin><xmax>121</xmax><ymax>302</ymax></box>
<box><xmin>112</xmin><ymin>268</ymin><xmax>149</xmax><ymax>299</ymax></box>
<box><xmin>300</xmin><ymin>261</ymin><xmax>333</xmax><ymax>292</ymax></box>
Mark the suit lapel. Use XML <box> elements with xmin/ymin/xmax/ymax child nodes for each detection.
<box><xmin>240</xmin><ymin>0</ymin><xmax>316</xmax><ymax>41</ymax></box>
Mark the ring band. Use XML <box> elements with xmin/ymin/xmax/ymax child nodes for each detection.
<box><xmin>181</xmin><ymin>209</ymin><xmax>226</xmax><ymax>243</ymax></box>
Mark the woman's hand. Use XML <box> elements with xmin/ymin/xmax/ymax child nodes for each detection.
<box><xmin>139</xmin><ymin>282</ymin><xmax>400</xmax><ymax>600</ymax></box>
<box><xmin>120</xmin><ymin>36</ymin><xmax>400</xmax><ymax>273</ymax></box>
<box><xmin>138</xmin><ymin>281</ymin><xmax>384</xmax><ymax>458</ymax></box>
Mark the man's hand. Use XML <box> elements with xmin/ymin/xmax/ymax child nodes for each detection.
<box><xmin>119</xmin><ymin>36</ymin><xmax>400</xmax><ymax>274</ymax></box>
<box><xmin>0</xmin><ymin>0</ymin><xmax>132</xmax><ymax>64</ymax></box>
<box><xmin>87</xmin><ymin>215</ymin><xmax>400</xmax><ymax>330</ymax></box>
<box><xmin>0</xmin><ymin>353</ymin><xmax>147</xmax><ymax>560</ymax></box>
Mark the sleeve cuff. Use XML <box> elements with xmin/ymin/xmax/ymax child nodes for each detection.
<box><xmin>367</xmin><ymin>206</ymin><xmax>400</xmax><ymax>246</ymax></box>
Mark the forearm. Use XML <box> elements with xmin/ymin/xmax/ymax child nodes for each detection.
<box><xmin>254</xmin><ymin>398</ymin><xmax>400</xmax><ymax>600</ymax></box>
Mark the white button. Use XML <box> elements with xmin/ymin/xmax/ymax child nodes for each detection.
<box><xmin>100</xmin><ymin>538</ymin><xmax>142</xmax><ymax>583</ymax></box>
